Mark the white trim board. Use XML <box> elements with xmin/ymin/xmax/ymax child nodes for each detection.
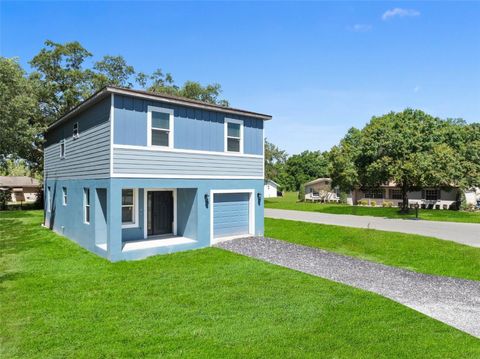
<box><xmin>143</xmin><ymin>188</ymin><xmax>177</xmax><ymax>239</ymax></box>
<box><xmin>110</xmin><ymin>93</ymin><xmax>114</xmax><ymax>177</ymax></box>
<box><xmin>111</xmin><ymin>173</ymin><xmax>264</xmax><ymax>179</ymax></box>
<box><xmin>209</xmin><ymin>189</ymin><xmax>255</xmax><ymax>245</ymax></box>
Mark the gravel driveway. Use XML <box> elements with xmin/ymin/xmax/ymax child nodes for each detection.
<box><xmin>216</xmin><ymin>237</ymin><xmax>480</xmax><ymax>338</ymax></box>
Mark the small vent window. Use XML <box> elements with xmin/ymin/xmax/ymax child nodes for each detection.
<box><xmin>60</xmin><ymin>140</ymin><xmax>66</xmax><ymax>158</ymax></box>
<box><xmin>73</xmin><ymin>123</ymin><xmax>79</xmax><ymax>139</ymax></box>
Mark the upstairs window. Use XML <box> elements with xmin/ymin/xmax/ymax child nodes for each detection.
<box><xmin>149</xmin><ymin>110</ymin><xmax>172</xmax><ymax>147</ymax></box>
<box><xmin>60</xmin><ymin>140</ymin><xmax>66</xmax><ymax>158</ymax></box>
<box><xmin>73</xmin><ymin>122</ymin><xmax>79</xmax><ymax>139</ymax></box>
<box><xmin>225</xmin><ymin>119</ymin><xmax>243</xmax><ymax>153</ymax></box>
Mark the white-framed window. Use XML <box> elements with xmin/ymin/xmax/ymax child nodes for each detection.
<box><xmin>62</xmin><ymin>187</ymin><xmax>67</xmax><ymax>206</ymax></box>
<box><xmin>73</xmin><ymin>122</ymin><xmax>79</xmax><ymax>139</ymax></box>
<box><xmin>47</xmin><ymin>186</ymin><xmax>51</xmax><ymax>212</ymax></box>
<box><xmin>60</xmin><ymin>140</ymin><xmax>66</xmax><ymax>158</ymax></box>
<box><xmin>391</xmin><ymin>189</ymin><xmax>403</xmax><ymax>200</ymax></box>
<box><xmin>225</xmin><ymin>118</ymin><xmax>243</xmax><ymax>153</ymax></box>
<box><xmin>364</xmin><ymin>188</ymin><xmax>384</xmax><ymax>199</ymax></box>
<box><xmin>121</xmin><ymin>188</ymin><xmax>138</xmax><ymax>228</ymax></box>
<box><xmin>424</xmin><ymin>189</ymin><xmax>439</xmax><ymax>201</ymax></box>
<box><xmin>83</xmin><ymin>188</ymin><xmax>90</xmax><ymax>224</ymax></box>
<box><xmin>148</xmin><ymin>108</ymin><xmax>173</xmax><ymax>148</ymax></box>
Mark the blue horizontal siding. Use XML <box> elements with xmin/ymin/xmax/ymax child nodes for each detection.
<box><xmin>113</xmin><ymin>147</ymin><xmax>263</xmax><ymax>177</ymax></box>
<box><xmin>44</xmin><ymin>97</ymin><xmax>111</xmax><ymax>179</ymax></box>
<box><xmin>213</xmin><ymin>193</ymin><xmax>250</xmax><ymax>238</ymax></box>
<box><xmin>113</xmin><ymin>94</ymin><xmax>263</xmax><ymax>155</ymax></box>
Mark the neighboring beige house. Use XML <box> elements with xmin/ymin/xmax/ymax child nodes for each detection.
<box><xmin>0</xmin><ymin>176</ymin><xmax>41</xmax><ymax>203</ymax></box>
<box><xmin>348</xmin><ymin>182</ymin><xmax>478</xmax><ymax>209</ymax></box>
<box><xmin>304</xmin><ymin>178</ymin><xmax>339</xmax><ymax>202</ymax></box>
<box><xmin>264</xmin><ymin>179</ymin><xmax>280</xmax><ymax>198</ymax></box>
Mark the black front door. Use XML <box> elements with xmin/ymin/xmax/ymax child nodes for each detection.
<box><xmin>147</xmin><ymin>191</ymin><xmax>173</xmax><ymax>236</ymax></box>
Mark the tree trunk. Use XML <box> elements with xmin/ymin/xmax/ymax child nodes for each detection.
<box><xmin>401</xmin><ymin>186</ymin><xmax>409</xmax><ymax>213</ymax></box>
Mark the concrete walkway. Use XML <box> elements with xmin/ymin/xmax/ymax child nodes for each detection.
<box><xmin>266</xmin><ymin>208</ymin><xmax>480</xmax><ymax>247</ymax></box>
<box><xmin>216</xmin><ymin>237</ymin><xmax>480</xmax><ymax>338</ymax></box>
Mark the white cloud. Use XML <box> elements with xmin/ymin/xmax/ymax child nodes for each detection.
<box><xmin>382</xmin><ymin>8</ymin><xmax>420</xmax><ymax>21</ymax></box>
<box><xmin>349</xmin><ymin>24</ymin><xmax>372</xmax><ymax>32</ymax></box>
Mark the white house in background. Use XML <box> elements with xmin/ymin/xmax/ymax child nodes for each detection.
<box><xmin>264</xmin><ymin>179</ymin><xmax>280</xmax><ymax>198</ymax></box>
<box><xmin>347</xmin><ymin>182</ymin><xmax>479</xmax><ymax>209</ymax></box>
<box><xmin>303</xmin><ymin>178</ymin><xmax>340</xmax><ymax>202</ymax></box>
<box><xmin>0</xmin><ymin>176</ymin><xmax>41</xmax><ymax>203</ymax></box>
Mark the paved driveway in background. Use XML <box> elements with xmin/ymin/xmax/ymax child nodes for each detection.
<box><xmin>265</xmin><ymin>208</ymin><xmax>480</xmax><ymax>247</ymax></box>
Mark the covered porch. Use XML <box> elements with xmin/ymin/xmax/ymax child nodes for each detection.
<box><xmin>97</xmin><ymin>183</ymin><xmax>203</xmax><ymax>261</ymax></box>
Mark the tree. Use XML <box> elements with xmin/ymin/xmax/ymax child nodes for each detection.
<box><xmin>29</xmin><ymin>40</ymin><xmax>93</xmax><ymax>122</ymax></box>
<box><xmin>0</xmin><ymin>57</ymin><xmax>43</xmax><ymax>172</ymax></box>
<box><xmin>2</xmin><ymin>40</ymin><xmax>232</xmax><ymax>175</ymax></box>
<box><xmin>264</xmin><ymin>140</ymin><xmax>287</xmax><ymax>182</ymax></box>
<box><xmin>92</xmin><ymin>55</ymin><xmax>135</xmax><ymax>88</ymax></box>
<box><xmin>0</xmin><ymin>188</ymin><xmax>12</xmax><ymax>210</ymax></box>
<box><xmin>283</xmin><ymin>150</ymin><xmax>330</xmax><ymax>191</ymax></box>
<box><xmin>329</xmin><ymin>109</ymin><xmax>480</xmax><ymax>211</ymax></box>
<box><xmin>178</xmin><ymin>81</ymin><xmax>229</xmax><ymax>107</ymax></box>
<box><xmin>328</xmin><ymin>127</ymin><xmax>361</xmax><ymax>191</ymax></box>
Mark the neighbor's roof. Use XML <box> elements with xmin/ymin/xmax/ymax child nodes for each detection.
<box><xmin>304</xmin><ymin>178</ymin><xmax>332</xmax><ymax>186</ymax></box>
<box><xmin>48</xmin><ymin>86</ymin><xmax>272</xmax><ymax>131</ymax></box>
<box><xmin>0</xmin><ymin>176</ymin><xmax>41</xmax><ymax>188</ymax></box>
<box><xmin>265</xmin><ymin>179</ymin><xmax>279</xmax><ymax>186</ymax></box>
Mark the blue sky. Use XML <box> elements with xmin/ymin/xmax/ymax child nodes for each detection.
<box><xmin>1</xmin><ymin>1</ymin><xmax>479</xmax><ymax>154</ymax></box>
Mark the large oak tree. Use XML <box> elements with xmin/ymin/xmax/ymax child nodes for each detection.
<box><xmin>329</xmin><ymin>109</ymin><xmax>480</xmax><ymax>211</ymax></box>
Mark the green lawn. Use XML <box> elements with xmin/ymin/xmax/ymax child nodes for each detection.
<box><xmin>266</xmin><ymin>192</ymin><xmax>480</xmax><ymax>223</ymax></box>
<box><xmin>265</xmin><ymin>218</ymin><xmax>480</xmax><ymax>281</ymax></box>
<box><xmin>1</xmin><ymin>211</ymin><xmax>480</xmax><ymax>358</ymax></box>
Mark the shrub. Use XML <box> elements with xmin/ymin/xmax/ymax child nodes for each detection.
<box><xmin>298</xmin><ymin>184</ymin><xmax>305</xmax><ymax>202</ymax></box>
<box><xmin>370</xmin><ymin>201</ymin><xmax>377</xmax><ymax>207</ymax></box>
<box><xmin>0</xmin><ymin>188</ymin><xmax>12</xmax><ymax>210</ymax></box>
<box><xmin>339</xmin><ymin>191</ymin><xmax>348</xmax><ymax>204</ymax></box>
<box><xmin>382</xmin><ymin>201</ymin><xmax>393</xmax><ymax>208</ymax></box>
<box><xmin>358</xmin><ymin>200</ymin><xmax>368</xmax><ymax>206</ymax></box>
<box><xmin>465</xmin><ymin>203</ymin><xmax>477</xmax><ymax>212</ymax></box>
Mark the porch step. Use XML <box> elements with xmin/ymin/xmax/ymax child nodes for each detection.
<box><xmin>122</xmin><ymin>237</ymin><xmax>196</xmax><ymax>252</ymax></box>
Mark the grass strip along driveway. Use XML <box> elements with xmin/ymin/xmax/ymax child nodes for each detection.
<box><xmin>1</xmin><ymin>211</ymin><xmax>480</xmax><ymax>358</ymax></box>
<box><xmin>265</xmin><ymin>218</ymin><xmax>480</xmax><ymax>281</ymax></box>
<box><xmin>266</xmin><ymin>192</ymin><xmax>480</xmax><ymax>224</ymax></box>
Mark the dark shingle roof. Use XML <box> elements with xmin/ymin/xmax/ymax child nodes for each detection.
<box><xmin>48</xmin><ymin>86</ymin><xmax>272</xmax><ymax>131</ymax></box>
<box><xmin>0</xmin><ymin>176</ymin><xmax>41</xmax><ymax>188</ymax></box>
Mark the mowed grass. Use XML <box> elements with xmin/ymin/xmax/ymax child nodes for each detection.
<box><xmin>265</xmin><ymin>218</ymin><xmax>480</xmax><ymax>281</ymax></box>
<box><xmin>1</xmin><ymin>211</ymin><xmax>480</xmax><ymax>358</ymax></box>
<box><xmin>266</xmin><ymin>192</ymin><xmax>480</xmax><ymax>223</ymax></box>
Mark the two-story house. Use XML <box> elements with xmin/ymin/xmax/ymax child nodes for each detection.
<box><xmin>44</xmin><ymin>86</ymin><xmax>271</xmax><ymax>261</ymax></box>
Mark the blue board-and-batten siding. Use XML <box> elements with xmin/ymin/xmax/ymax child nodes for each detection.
<box><xmin>44</xmin><ymin>97</ymin><xmax>111</xmax><ymax>179</ymax></box>
<box><xmin>113</xmin><ymin>94</ymin><xmax>264</xmax><ymax>155</ymax></box>
<box><xmin>113</xmin><ymin>147</ymin><xmax>263</xmax><ymax>177</ymax></box>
